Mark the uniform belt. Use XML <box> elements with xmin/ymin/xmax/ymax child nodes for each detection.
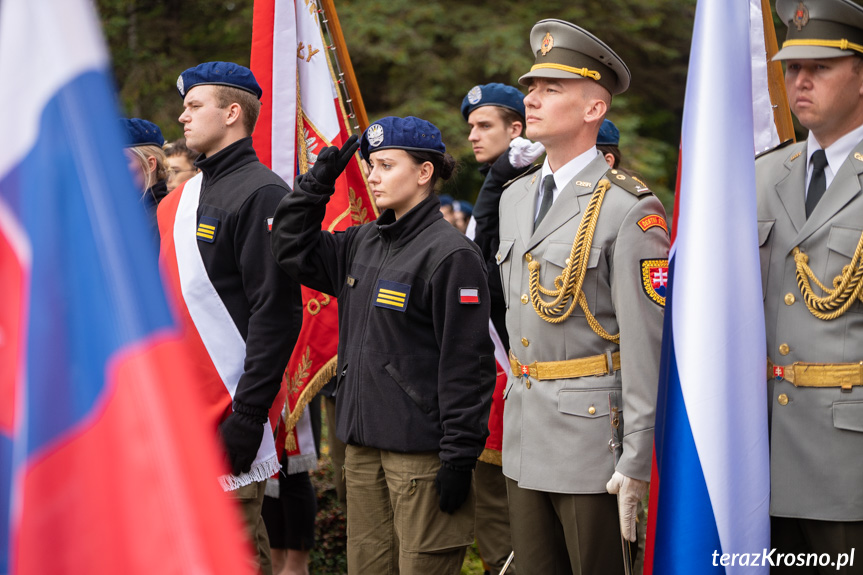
<box><xmin>510</xmin><ymin>350</ymin><xmax>620</xmax><ymax>381</ymax></box>
<box><xmin>767</xmin><ymin>358</ymin><xmax>863</xmax><ymax>391</ymax></box>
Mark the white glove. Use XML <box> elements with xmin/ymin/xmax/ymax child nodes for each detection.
<box><xmin>508</xmin><ymin>137</ymin><xmax>545</xmax><ymax>168</ymax></box>
<box><xmin>606</xmin><ymin>471</ymin><xmax>648</xmax><ymax>542</ymax></box>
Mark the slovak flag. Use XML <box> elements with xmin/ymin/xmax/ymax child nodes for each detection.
<box><xmin>644</xmin><ymin>0</ymin><xmax>772</xmax><ymax>572</ymax></box>
<box><xmin>0</xmin><ymin>0</ymin><xmax>251</xmax><ymax>572</ymax></box>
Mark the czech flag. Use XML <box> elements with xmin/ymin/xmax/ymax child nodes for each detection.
<box><xmin>645</xmin><ymin>0</ymin><xmax>772</xmax><ymax>572</ymax></box>
<box><xmin>0</xmin><ymin>0</ymin><xmax>252</xmax><ymax>572</ymax></box>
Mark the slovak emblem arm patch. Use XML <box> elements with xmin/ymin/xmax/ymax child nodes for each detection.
<box><xmin>641</xmin><ymin>259</ymin><xmax>668</xmax><ymax>307</ymax></box>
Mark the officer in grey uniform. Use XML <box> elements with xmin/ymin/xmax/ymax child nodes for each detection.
<box><xmin>497</xmin><ymin>19</ymin><xmax>669</xmax><ymax>574</ymax></box>
<box><xmin>757</xmin><ymin>0</ymin><xmax>863</xmax><ymax>569</ymax></box>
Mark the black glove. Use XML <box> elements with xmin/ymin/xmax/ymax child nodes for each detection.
<box><xmin>218</xmin><ymin>404</ymin><xmax>267</xmax><ymax>476</ymax></box>
<box><xmin>308</xmin><ymin>134</ymin><xmax>360</xmax><ymax>188</ymax></box>
<box><xmin>435</xmin><ymin>463</ymin><xmax>473</xmax><ymax>514</ymax></box>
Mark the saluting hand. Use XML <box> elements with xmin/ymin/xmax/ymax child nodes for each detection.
<box><xmin>309</xmin><ymin>134</ymin><xmax>360</xmax><ymax>188</ymax></box>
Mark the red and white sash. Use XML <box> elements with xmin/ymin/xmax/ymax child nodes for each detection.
<box><xmin>158</xmin><ymin>174</ymin><xmax>280</xmax><ymax>491</ymax></box>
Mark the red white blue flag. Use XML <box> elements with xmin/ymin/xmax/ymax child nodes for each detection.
<box><xmin>0</xmin><ymin>0</ymin><xmax>252</xmax><ymax>572</ymax></box>
<box><xmin>644</xmin><ymin>0</ymin><xmax>772</xmax><ymax>572</ymax></box>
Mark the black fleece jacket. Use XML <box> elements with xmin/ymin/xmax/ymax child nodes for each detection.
<box><xmin>271</xmin><ymin>171</ymin><xmax>494</xmax><ymax>467</ymax></box>
<box><xmin>194</xmin><ymin>137</ymin><xmax>303</xmax><ymax>417</ymax></box>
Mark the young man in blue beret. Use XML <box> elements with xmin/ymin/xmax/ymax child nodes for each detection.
<box><xmin>158</xmin><ymin>61</ymin><xmax>303</xmax><ymax>575</ymax></box>
<box><xmin>461</xmin><ymin>81</ymin><xmax>542</xmax><ymax>575</ymax></box>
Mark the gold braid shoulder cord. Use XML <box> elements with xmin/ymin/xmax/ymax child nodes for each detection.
<box><xmin>528</xmin><ymin>178</ymin><xmax>619</xmax><ymax>343</ymax></box>
<box><xmin>794</xmin><ymin>230</ymin><xmax>863</xmax><ymax>320</ymax></box>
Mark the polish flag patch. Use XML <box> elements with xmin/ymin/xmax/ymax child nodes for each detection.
<box><xmin>459</xmin><ymin>287</ymin><xmax>480</xmax><ymax>304</ymax></box>
<box><xmin>266</xmin><ymin>217</ymin><xmax>274</xmax><ymax>232</ymax></box>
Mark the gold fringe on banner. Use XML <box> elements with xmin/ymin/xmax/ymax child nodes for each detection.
<box><xmin>283</xmin><ymin>355</ymin><xmax>339</xmax><ymax>449</ymax></box>
<box><xmin>478</xmin><ymin>448</ymin><xmax>502</xmax><ymax>467</ymax></box>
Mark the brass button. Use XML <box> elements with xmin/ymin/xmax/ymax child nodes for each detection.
<box><xmin>521</xmin><ymin>294</ymin><xmax>529</xmax><ymax>304</ymax></box>
<box><xmin>778</xmin><ymin>393</ymin><xmax>789</xmax><ymax>406</ymax></box>
<box><xmin>779</xmin><ymin>343</ymin><xmax>790</xmax><ymax>356</ymax></box>
<box><xmin>565</xmin><ymin>258</ymin><xmax>571</xmax><ymax>266</ymax></box>
<box><xmin>784</xmin><ymin>293</ymin><xmax>795</xmax><ymax>305</ymax></box>
<box><xmin>521</xmin><ymin>337</ymin><xmax>529</xmax><ymax>347</ymax></box>
<box><xmin>525</xmin><ymin>253</ymin><xmax>533</xmax><ymax>263</ymax></box>
<box><xmin>496</xmin><ymin>254</ymin><xmax>502</xmax><ymax>263</ymax></box>
<box><xmin>588</xmin><ymin>406</ymin><xmax>596</xmax><ymax>415</ymax></box>
<box><xmin>526</xmin><ymin>380</ymin><xmax>531</xmax><ymax>389</ymax></box>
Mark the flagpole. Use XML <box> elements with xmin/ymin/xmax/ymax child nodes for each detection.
<box><xmin>319</xmin><ymin>0</ymin><xmax>369</xmax><ymax>132</ymax></box>
<box><xmin>761</xmin><ymin>0</ymin><xmax>795</xmax><ymax>142</ymax></box>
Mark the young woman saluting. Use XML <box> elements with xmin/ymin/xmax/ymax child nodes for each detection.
<box><xmin>271</xmin><ymin>116</ymin><xmax>494</xmax><ymax>575</ymax></box>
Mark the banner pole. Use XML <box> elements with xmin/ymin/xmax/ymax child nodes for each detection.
<box><xmin>761</xmin><ymin>0</ymin><xmax>796</xmax><ymax>142</ymax></box>
<box><xmin>319</xmin><ymin>0</ymin><xmax>369</xmax><ymax>132</ymax></box>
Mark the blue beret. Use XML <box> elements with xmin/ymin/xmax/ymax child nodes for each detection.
<box><xmin>360</xmin><ymin>116</ymin><xmax>446</xmax><ymax>161</ymax></box>
<box><xmin>176</xmin><ymin>61</ymin><xmax>262</xmax><ymax>100</ymax></box>
<box><xmin>461</xmin><ymin>83</ymin><xmax>525</xmax><ymax>122</ymax></box>
<box><xmin>452</xmin><ymin>199</ymin><xmax>473</xmax><ymax>217</ymax></box>
<box><xmin>120</xmin><ymin>118</ymin><xmax>164</xmax><ymax>147</ymax></box>
<box><xmin>438</xmin><ymin>194</ymin><xmax>454</xmax><ymax>207</ymax></box>
<box><xmin>597</xmin><ymin>119</ymin><xmax>620</xmax><ymax>146</ymax></box>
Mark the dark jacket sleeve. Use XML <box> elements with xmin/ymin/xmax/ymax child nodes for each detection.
<box><xmin>270</xmin><ymin>171</ymin><xmax>355</xmax><ymax>297</ymax></box>
<box><xmin>471</xmin><ymin>153</ymin><xmax>530</xmax><ymax>350</ymax></box>
<box><xmin>472</xmin><ymin>152</ymin><xmax>527</xmax><ymax>250</ymax></box>
<box><xmin>232</xmin><ymin>184</ymin><xmax>303</xmax><ymax>412</ymax></box>
<box><xmin>430</xmin><ymin>246</ymin><xmax>495</xmax><ymax>467</ymax></box>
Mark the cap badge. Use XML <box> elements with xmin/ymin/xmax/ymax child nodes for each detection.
<box><xmin>540</xmin><ymin>32</ymin><xmax>554</xmax><ymax>56</ymax></box>
<box><xmin>467</xmin><ymin>86</ymin><xmax>482</xmax><ymax>105</ymax></box>
<box><xmin>794</xmin><ymin>1</ymin><xmax>809</xmax><ymax>31</ymax></box>
<box><xmin>368</xmin><ymin>124</ymin><xmax>384</xmax><ymax>147</ymax></box>
<box><xmin>176</xmin><ymin>75</ymin><xmax>185</xmax><ymax>96</ymax></box>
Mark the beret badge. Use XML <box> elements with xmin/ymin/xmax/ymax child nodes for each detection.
<box><xmin>367</xmin><ymin>124</ymin><xmax>385</xmax><ymax>147</ymax></box>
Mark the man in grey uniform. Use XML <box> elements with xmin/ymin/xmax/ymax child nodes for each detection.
<box><xmin>757</xmin><ymin>0</ymin><xmax>863</xmax><ymax>569</ymax></box>
<box><xmin>497</xmin><ymin>19</ymin><xmax>669</xmax><ymax>574</ymax></box>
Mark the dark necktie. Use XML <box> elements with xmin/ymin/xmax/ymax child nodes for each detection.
<box><xmin>534</xmin><ymin>175</ymin><xmax>555</xmax><ymax>231</ymax></box>
<box><xmin>805</xmin><ymin>149</ymin><xmax>828</xmax><ymax>217</ymax></box>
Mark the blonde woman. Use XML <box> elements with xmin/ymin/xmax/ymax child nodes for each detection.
<box><xmin>121</xmin><ymin>118</ymin><xmax>168</xmax><ymax>218</ymax></box>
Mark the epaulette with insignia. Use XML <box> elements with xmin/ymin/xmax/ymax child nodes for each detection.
<box><xmin>503</xmin><ymin>164</ymin><xmax>542</xmax><ymax>189</ymax></box>
<box><xmin>755</xmin><ymin>138</ymin><xmax>795</xmax><ymax>160</ymax></box>
<box><xmin>605</xmin><ymin>169</ymin><xmax>651</xmax><ymax>197</ymax></box>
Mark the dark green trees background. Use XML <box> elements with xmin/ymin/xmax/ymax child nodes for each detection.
<box><xmin>98</xmin><ymin>0</ymin><xmax>701</xmax><ymax>209</ymax></box>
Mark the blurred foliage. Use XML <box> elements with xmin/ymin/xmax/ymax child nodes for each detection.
<box><xmin>97</xmin><ymin>0</ymin><xmax>707</xmax><ymax>215</ymax></box>
<box><xmin>309</xmin><ymin>455</ymin><xmax>347</xmax><ymax>574</ymax></box>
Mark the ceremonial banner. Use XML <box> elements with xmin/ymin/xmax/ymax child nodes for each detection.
<box><xmin>251</xmin><ymin>0</ymin><xmax>374</xmax><ymax>463</ymax></box>
<box><xmin>645</xmin><ymin>0</ymin><xmax>772</xmax><ymax>572</ymax></box>
<box><xmin>0</xmin><ymin>0</ymin><xmax>251</xmax><ymax>572</ymax></box>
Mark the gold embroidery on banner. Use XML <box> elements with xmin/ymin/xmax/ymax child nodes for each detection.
<box><xmin>289</xmin><ymin>347</ymin><xmax>312</xmax><ymax>396</ymax></box>
<box><xmin>349</xmin><ymin>187</ymin><xmax>370</xmax><ymax>224</ymax></box>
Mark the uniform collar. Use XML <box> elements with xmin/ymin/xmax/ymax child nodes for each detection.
<box><xmin>376</xmin><ymin>192</ymin><xmax>444</xmax><ymax>247</ymax></box>
<box><xmin>195</xmin><ymin>137</ymin><xmax>259</xmax><ymax>186</ymax></box>
<box><xmin>806</xmin><ymin>122</ymin><xmax>863</xmax><ymax>187</ymax></box>
<box><xmin>540</xmin><ymin>146</ymin><xmax>599</xmax><ymax>196</ymax></box>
